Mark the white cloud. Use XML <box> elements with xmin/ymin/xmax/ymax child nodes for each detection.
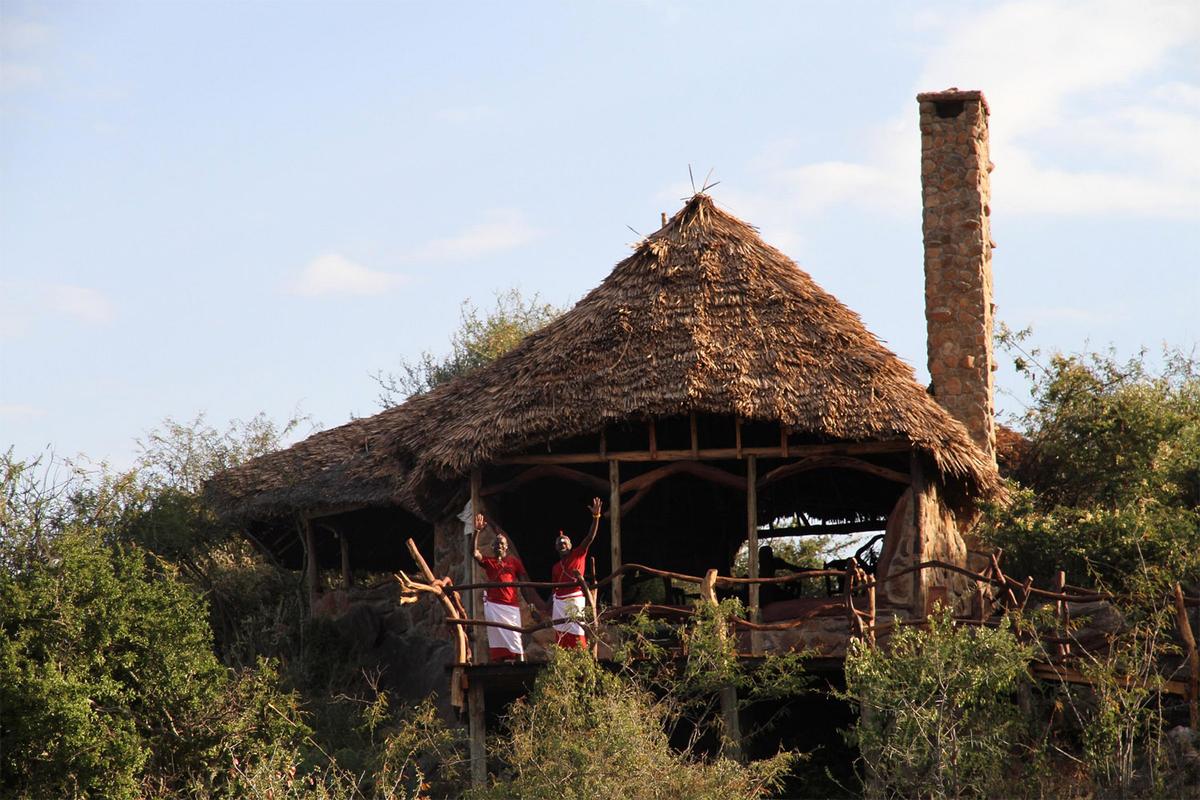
<box><xmin>47</xmin><ymin>285</ymin><xmax>115</xmax><ymax>324</ymax></box>
<box><xmin>0</xmin><ymin>62</ymin><xmax>44</xmax><ymax>92</ymax></box>
<box><xmin>0</xmin><ymin>282</ymin><xmax>115</xmax><ymax>337</ymax></box>
<box><xmin>918</xmin><ymin>0</ymin><xmax>1200</xmax><ymax>217</ymax></box>
<box><xmin>736</xmin><ymin>0</ymin><xmax>1200</xmax><ymax>222</ymax></box>
<box><xmin>0</xmin><ymin>19</ymin><xmax>52</xmax><ymax>92</ymax></box>
<box><xmin>290</xmin><ymin>253</ymin><xmax>405</xmax><ymax>297</ymax></box>
<box><xmin>0</xmin><ymin>20</ymin><xmax>53</xmax><ymax>50</ymax></box>
<box><xmin>0</xmin><ymin>404</ymin><xmax>47</xmax><ymax>419</ymax></box>
<box><xmin>408</xmin><ymin>209</ymin><xmax>542</xmax><ymax>262</ymax></box>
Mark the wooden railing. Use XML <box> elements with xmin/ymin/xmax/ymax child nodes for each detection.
<box><xmin>398</xmin><ymin>538</ymin><xmax>1200</xmax><ymax>725</ymax></box>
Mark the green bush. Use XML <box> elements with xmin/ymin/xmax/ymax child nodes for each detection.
<box><xmin>483</xmin><ymin>646</ymin><xmax>796</xmax><ymax>800</ymax></box>
<box><xmin>0</xmin><ymin>526</ymin><xmax>308</xmax><ymax>798</ymax></box>
<box><xmin>843</xmin><ymin>611</ymin><xmax>1034</xmax><ymax>800</ymax></box>
<box><xmin>984</xmin><ymin>339</ymin><xmax>1200</xmax><ymax>592</ymax></box>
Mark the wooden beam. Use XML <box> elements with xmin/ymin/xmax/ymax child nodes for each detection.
<box><xmin>496</xmin><ymin>440</ymin><xmax>911</xmax><ymax>465</ymax></box>
<box><xmin>609</xmin><ymin>460</ymin><xmax>622</xmax><ymax>608</ymax></box>
<box><xmin>648</xmin><ymin>419</ymin><xmax>657</xmax><ymax>460</ymax></box>
<box><xmin>620</xmin><ymin>461</ymin><xmax>747</xmax><ymax>494</ymax></box>
<box><xmin>758</xmin><ymin>456</ymin><xmax>911</xmax><ymax>488</ymax></box>
<box><xmin>759</xmin><ymin>520</ymin><xmax>888</xmax><ymax>537</ymax></box>
<box><xmin>481</xmin><ymin>464</ymin><xmax>609</xmax><ymax>497</ymax></box>
<box><xmin>599</xmin><ymin>428</ymin><xmax>606</xmax><ymax>458</ymax></box>
<box><xmin>468</xmin><ymin>678</ymin><xmax>486</xmax><ymax>787</ymax></box>
<box><xmin>614</xmin><ymin>461</ymin><xmax>747</xmax><ymax>518</ymax></box>
<box><xmin>470</xmin><ymin>469</ymin><xmax>487</xmax><ymax>663</ymax></box>
<box><xmin>302</xmin><ymin>519</ymin><xmax>319</xmax><ymax>609</ymax></box>
<box><xmin>780</xmin><ymin>427</ymin><xmax>789</xmax><ymax>459</ymax></box>
<box><xmin>735</xmin><ymin>418</ymin><xmax>743</xmax><ymax>459</ymax></box>
<box><xmin>746</xmin><ymin>455</ymin><xmax>760</xmax><ymax>655</ymax></box>
<box><xmin>302</xmin><ymin>502</ymin><xmax>369</xmax><ymax>521</ymax></box>
<box><xmin>1030</xmin><ymin>662</ymin><xmax>1190</xmax><ymax>698</ymax></box>
<box><xmin>690</xmin><ymin>412</ymin><xmax>699</xmax><ymax>458</ymax></box>
<box><xmin>339</xmin><ymin>532</ymin><xmax>352</xmax><ymax>589</ymax></box>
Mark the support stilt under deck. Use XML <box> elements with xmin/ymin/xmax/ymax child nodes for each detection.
<box><xmin>468</xmin><ymin>678</ymin><xmax>486</xmax><ymax>787</ymax></box>
<box><xmin>302</xmin><ymin>519</ymin><xmax>318</xmax><ymax>609</ymax></box>
<box><xmin>719</xmin><ymin>684</ymin><xmax>743</xmax><ymax>762</ymax></box>
<box><xmin>746</xmin><ymin>455</ymin><xmax>761</xmax><ymax>654</ymax></box>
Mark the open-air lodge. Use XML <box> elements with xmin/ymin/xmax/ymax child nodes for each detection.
<box><xmin>206</xmin><ymin>90</ymin><xmax>1200</xmax><ymax>778</ymax></box>
<box><xmin>211</xmin><ymin>89</ymin><xmax>998</xmax><ymax>636</ymax></box>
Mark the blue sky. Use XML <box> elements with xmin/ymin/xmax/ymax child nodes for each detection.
<box><xmin>2</xmin><ymin>0</ymin><xmax>1198</xmax><ymax>467</ymax></box>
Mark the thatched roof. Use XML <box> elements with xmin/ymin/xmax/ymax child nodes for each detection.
<box><xmin>391</xmin><ymin>194</ymin><xmax>999</xmax><ymax>512</ymax></box>
<box><xmin>209</xmin><ymin>193</ymin><xmax>1000</xmax><ymax>523</ymax></box>
<box><xmin>205</xmin><ymin>406</ymin><xmax>414</xmax><ymax>522</ymax></box>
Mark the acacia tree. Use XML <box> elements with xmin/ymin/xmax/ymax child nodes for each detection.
<box><xmin>373</xmin><ymin>288</ymin><xmax>562</xmax><ymax>405</ymax></box>
<box><xmin>981</xmin><ymin>332</ymin><xmax>1200</xmax><ymax>594</ymax></box>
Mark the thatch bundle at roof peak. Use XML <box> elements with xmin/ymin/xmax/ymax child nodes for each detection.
<box><xmin>386</xmin><ymin>193</ymin><xmax>999</xmax><ymax>514</ymax></box>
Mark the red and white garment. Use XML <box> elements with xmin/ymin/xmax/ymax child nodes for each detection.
<box><xmin>483</xmin><ymin>600</ymin><xmax>523</xmax><ymax>661</ymax></box>
<box><xmin>479</xmin><ymin>555</ymin><xmax>527</xmax><ymax>661</ymax></box>
<box><xmin>551</xmin><ymin>544</ymin><xmax>589</xmax><ymax>648</ymax></box>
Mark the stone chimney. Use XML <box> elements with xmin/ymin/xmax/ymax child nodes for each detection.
<box><xmin>918</xmin><ymin>88</ymin><xmax>996</xmax><ymax>464</ymax></box>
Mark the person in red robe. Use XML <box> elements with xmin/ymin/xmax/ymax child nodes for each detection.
<box><xmin>472</xmin><ymin>513</ymin><xmax>545</xmax><ymax>662</ymax></box>
<box><xmin>550</xmin><ymin>497</ymin><xmax>603</xmax><ymax>649</ymax></box>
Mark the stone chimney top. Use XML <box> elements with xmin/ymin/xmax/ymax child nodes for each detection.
<box><xmin>918</xmin><ymin>88</ymin><xmax>996</xmax><ymax>465</ymax></box>
<box><xmin>916</xmin><ymin>88</ymin><xmax>990</xmax><ymax>114</ymax></box>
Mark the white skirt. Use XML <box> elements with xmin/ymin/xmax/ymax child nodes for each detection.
<box><xmin>552</xmin><ymin>593</ymin><xmax>586</xmax><ymax>636</ymax></box>
<box><xmin>483</xmin><ymin>600</ymin><xmax>523</xmax><ymax>656</ymax></box>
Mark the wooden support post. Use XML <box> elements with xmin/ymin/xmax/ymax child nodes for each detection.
<box><xmin>719</xmin><ymin>684</ymin><xmax>743</xmax><ymax>762</ymax></box>
<box><xmin>1174</xmin><ymin>583</ymin><xmax>1199</xmax><ymax>729</ymax></box>
<box><xmin>470</xmin><ymin>469</ymin><xmax>487</xmax><ymax>664</ymax></box>
<box><xmin>648</xmin><ymin>419</ymin><xmax>657</xmax><ymax>460</ymax></box>
<box><xmin>1056</xmin><ymin>571</ymin><xmax>1069</xmax><ymax>657</ymax></box>
<box><xmin>780</xmin><ymin>426</ymin><xmax>789</xmax><ymax>458</ymax></box>
<box><xmin>339</xmin><ymin>532</ymin><xmax>352</xmax><ymax>589</ymax></box>
<box><xmin>689</xmin><ymin>412</ymin><xmax>699</xmax><ymax>458</ymax></box>
<box><xmin>746</xmin><ymin>455</ymin><xmax>761</xmax><ymax>654</ymax></box>
<box><xmin>303</xmin><ymin>519</ymin><xmax>319</xmax><ymax>609</ymax></box>
<box><xmin>468</xmin><ymin>678</ymin><xmax>486</xmax><ymax>787</ymax></box>
<box><xmin>609</xmin><ymin>459</ymin><xmax>623</xmax><ymax>608</ymax></box>
<box><xmin>866</xmin><ymin>567</ymin><xmax>877</xmax><ymax>646</ymax></box>
<box><xmin>909</xmin><ymin>452</ymin><xmax>925</xmax><ymax>615</ymax></box>
<box><xmin>734</xmin><ymin>418</ymin><xmax>743</xmax><ymax>459</ymax></box>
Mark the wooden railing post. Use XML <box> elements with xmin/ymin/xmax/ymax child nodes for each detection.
<box><xmin>470</xmin><ymin>469</ymin><xmax>487</xmax><ymax>664</ymax></box>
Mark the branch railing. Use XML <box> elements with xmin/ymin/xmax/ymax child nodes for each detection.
<box><xmin>399</xmin><ymin>538</ymin><xmax>1200</xmax><ymax>720</ymax></box>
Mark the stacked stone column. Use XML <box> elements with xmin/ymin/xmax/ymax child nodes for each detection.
<box><xmin>918</xmin><ymin>89</ymin><xmax>996</xmax><ymax>464</ymax></box>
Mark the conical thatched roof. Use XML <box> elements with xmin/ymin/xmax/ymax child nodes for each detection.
<box><xmin>210</xmin><ymin>193</ymin><xmax>1000</xmax><ymax>524</ymax></box>
<box><xmin>389</xmin><ymin>194</ymin><xmax>999</xmax><ymax>512</ymax></box>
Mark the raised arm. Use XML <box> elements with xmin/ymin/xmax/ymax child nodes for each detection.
<box><xmin>471</xmin><ymin>512</ymin><xmax>488</xmax><ymax>566</ymax></box>
<box><xmin>579</xmin><ymin>497</ymin><xmax>603</xmax><ymax>551</ymax></box>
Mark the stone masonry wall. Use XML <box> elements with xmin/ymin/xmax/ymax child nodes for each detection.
<box><xmin>919</xmin><ymin>89</ymin><xmax>996</xmax><ymax>464</ymax></box>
